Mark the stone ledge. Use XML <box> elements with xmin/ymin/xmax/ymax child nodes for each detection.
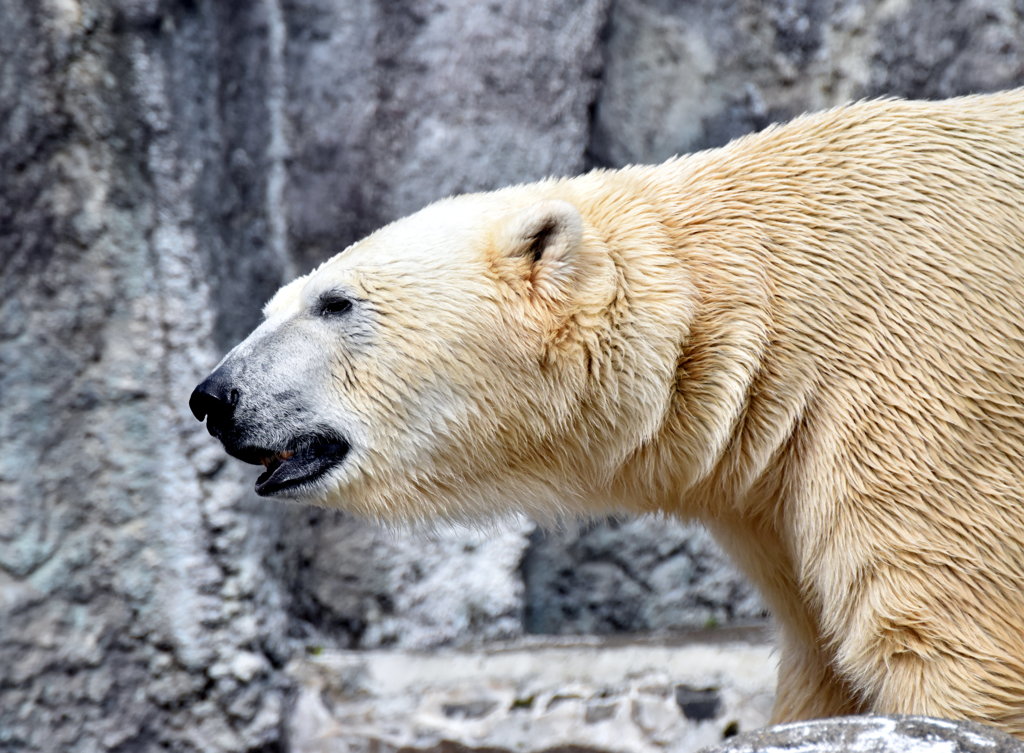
<box><xmin>286</xmin><ymin>628</ymin><xmax>776</xmax><ymax>753</ymax></box>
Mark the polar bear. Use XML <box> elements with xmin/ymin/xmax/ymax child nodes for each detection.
<box><xmin>191</xmin><ymin>89</ymin><xmax>1024</xmax><ymax>735</ymax></box>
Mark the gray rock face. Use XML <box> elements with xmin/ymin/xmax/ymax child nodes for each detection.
<box><xmin>523</xmin><ymin>519</ymin><xmax>765</xmax><ymax>635</ymax></box>
<box><xmin>280</xmin><ymin>512</ymin><xmax>533</xmax><ymax>649</ymax></box>
<box><xmin>3</xmin><ymin>0</ymin><xmax>1023</xmax><ymax>750</ymax></box>
<box><xmin>1</xmin><ymin>3</ymin><xmax>293</xmax><ymax>750</ymax></box>
<box><xmin>282</xmin><ymin>0</ymin><xmax>610</xmax><ymax>267</ymax></box>
<box><xmin>591</xmin><ymin>0</ymin><xmax>1024</xmax><ymax>164</ymax></box>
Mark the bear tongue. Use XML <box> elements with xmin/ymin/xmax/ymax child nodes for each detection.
<box><xmin>259</xmin><ymin>450</ymin><xmax>294</xmax><ymax>468</ymax></box>
<box><xmin>255</xmin><ymin>446</ymin><xmax>333</xmax><ymax>497</ymax></box>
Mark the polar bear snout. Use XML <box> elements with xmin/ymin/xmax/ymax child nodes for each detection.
<box><xmin>189</xmin><ymin>365</ymin><xmax>262</xmax><ymax>458</ymax></box>
<box><xmin>190</xmin><ymin>368</ymin><xmax>240</xmax><ymax>439</ymax></box>
<box><xmin>190</xmin><ymin>359</ymin><xmax>353</xmax><ymax>498</ymax></box>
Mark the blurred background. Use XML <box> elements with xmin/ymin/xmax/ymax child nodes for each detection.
<box><xmin>2</xmin><ymin>1</ymin><xmax>1022</xmax><ymax>751</ymax></box>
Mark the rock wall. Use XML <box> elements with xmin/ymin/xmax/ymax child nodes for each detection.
<box><xmin>2</xmin><ymin>0</ymin><xmax>1022</xmax><ymax>751</ymax></box>
<box><xmin>1</xmin><ymin>3</ymin><xmax>293</xmax><ymax>750</ymax></box>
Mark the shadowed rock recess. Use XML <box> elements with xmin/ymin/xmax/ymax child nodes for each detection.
<box><xmin>1</xmin><ymin>0</ymin><xmax>1022</xmax><ymax>751</ymax></box>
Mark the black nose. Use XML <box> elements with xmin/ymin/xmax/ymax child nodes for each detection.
<box><xmin>189</xmin><ymin>371</ymin><xmax>240</xmax><ymax>433</ymax></box>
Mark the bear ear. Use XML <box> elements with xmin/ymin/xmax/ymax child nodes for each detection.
<box><xmin>502</xmin><ymin>199</ymin><xmax>583</xmax><ymax>264</ymax></box>
<box><xmin>497</xmin><ymin>200</ymin><xmax>586</xmax><ymax>299</ymax></box>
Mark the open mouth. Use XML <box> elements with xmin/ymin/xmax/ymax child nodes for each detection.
<box><xmin>233</xmin><ymin>435</ymin><xmax>350</xmax><ymax>497</ymax></box>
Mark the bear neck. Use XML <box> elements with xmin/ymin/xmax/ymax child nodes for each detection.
<box><xmin>559</xmin><ymin>161</ymin><xmax>810</xmax><ymax>520</ymax></box>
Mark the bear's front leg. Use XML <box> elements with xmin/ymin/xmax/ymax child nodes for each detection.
<box><xmin>770</xmin><ymin>632</ymin><xmax>863</xmax><ymax>723</ymax></box>
<box><xmin>821</xmin><ymin>567</ymin><xmax>1024</xmax><ymax>736</ymax></box>
<box><xmin>705</xmin><ymin>514</ymin><xmax>864</xmax><ymax>722</ymax></box>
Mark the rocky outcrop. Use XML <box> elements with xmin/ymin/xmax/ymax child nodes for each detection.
<box><xmin>704</xmin><ymin>715</ymin><xmax>1024</xmax><ymax>753</ymax></box>
<box><xmin>2</xmin><ymin>0</ymin><xmax>1022</xmax><ymax>751</ymax></box>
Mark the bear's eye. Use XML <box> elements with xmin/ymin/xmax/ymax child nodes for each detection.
<box><xmin>317</xmin><ymin>294</ymin><xmax>353</xmax><ymax>318</ymax></box>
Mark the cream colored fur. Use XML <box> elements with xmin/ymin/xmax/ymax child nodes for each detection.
<box><xmin>258</xmin><ymin>90</ymin><xmax>1024</xmax><ymax>734</ymax></box>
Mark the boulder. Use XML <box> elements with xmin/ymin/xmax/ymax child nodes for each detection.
<box><xmin>703</xmin><ymin>715</ymin><xmax>1024</xmax><ymax>753</ymax></box>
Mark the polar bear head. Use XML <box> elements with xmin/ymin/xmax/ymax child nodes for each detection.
<box><xmin>190</xmin><ymin>185</ymin><xmax>685</xmax><ymax>522</ymax></box>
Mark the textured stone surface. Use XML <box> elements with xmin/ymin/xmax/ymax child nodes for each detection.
<box><xmin>703</xmin><ymin>715</ymin><xmax>1024</xmax><ymax>753</ymax></box>
<box><xmin>287</xmin><ymin>630</ymin><xmax>776</xmax><ymax>753</ymax></box>
<box><xmin>280</xmin><ymin>511</ymin><xmax>533</xmax><ymax>649</ymax></box>
<box><xmin>524</xmin><ymin>519</ymin><xmax>766</xmax><ymax>635</ymax></box>
<box><xmin>3</xmin><ymin>0</ymin><xmax>1024</xmax><ymax>750</ymax></box>
<box><xmin>281</xmin><ymin>0</ymin><xmax>610</xmax><ymax>268</ymax></box>
<box><xmin>590</xmin><ymin>0</ymin><xmax>1024</xmax><ymax>166</ymax></box>
<box><xmin>0</xmin><ymin>3</ymin><xmax>292</xmax><ymax>751</ymax></box>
